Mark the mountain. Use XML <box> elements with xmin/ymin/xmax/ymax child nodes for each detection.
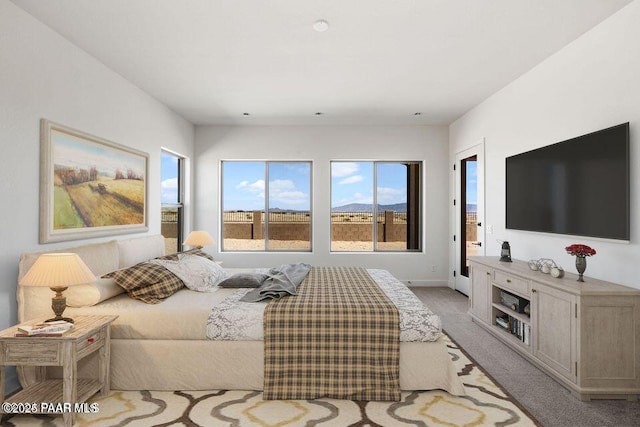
<box><xmin>331</xmin><ymin>203</ymin><xmax>407</xmax><ymax>213</ymax></box>
<box><xmin>466</xmin><ymin>203</ymin><xmax>477</xmax><ymax>212</ymax></box>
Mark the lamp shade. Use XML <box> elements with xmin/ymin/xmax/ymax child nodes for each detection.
<box><xmin>183</xmin><ymin>230</ymin><xmax>215</xmax><ymax>247</ymax></box>
<box><xmin>19</xmin><ymin>253</ymin><xmax>96</xmax><ymax>287</ymax></box>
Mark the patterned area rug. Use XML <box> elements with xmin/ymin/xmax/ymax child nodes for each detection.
<box><xmin>2</xmin><ymin>334</ymin><xmax>539</xmax><ymax>426</ymax></box>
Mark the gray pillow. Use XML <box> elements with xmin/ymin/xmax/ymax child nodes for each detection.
<box><xmin>218</xmin><ymin>273</ymin><xmax>269</xmax><ymax>288</ymax></box>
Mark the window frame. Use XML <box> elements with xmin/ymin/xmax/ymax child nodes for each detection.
<box><xmin>220</xmin><ymin>160</ymin><xmax>313</xmax><ymax>253</ymax></box>
<box><xmin>330</xmin><ymin>160</ymin><xmax>423</xmax><ymax>253</ymax></box>
<box><xmin>161</xmin><ymin>149</ymin><xmax>185</xmax><ymax>254</ymax></box>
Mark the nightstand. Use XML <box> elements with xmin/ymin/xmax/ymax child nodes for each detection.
<box><xmin>0</xmin><ymin>315</ymin><xmax>117</xmax><ymax>427</ymax></box>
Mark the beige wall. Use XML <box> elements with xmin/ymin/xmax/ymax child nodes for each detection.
<box><xmin>194</xmin><ymin>125</ymin><xmax>449</xmax><ymax>283</ymax></box>
<box><xmin>449</xmin><ymin>1</ymin><xmax>640</xmax><ymax>289</ymax></box>
<box><xmin>0</xmin><ymin>1</ymin><xmax>194</xmax><ymax>393</ymax></box>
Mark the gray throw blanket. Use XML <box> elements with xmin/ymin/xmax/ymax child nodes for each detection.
<box><xmin>240</xmin><ymin>263</ymin><xmax>311</xmax><ymax>302</ymax></box>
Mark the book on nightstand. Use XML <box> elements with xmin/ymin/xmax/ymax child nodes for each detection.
<box><xmin>14</xmin><ymin>331</ymin><xmax>72</xmax><ymax>337</ymax></box>
<box><xmin>15</xmin><ymin>320</ymin><xmax>74</xmax><ymax>336</ymax></box>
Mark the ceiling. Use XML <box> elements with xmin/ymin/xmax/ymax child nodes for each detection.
<box><xmin>12</xmin><ymin>0</ymin><xmax>633</xmax><ymax>126</ymax></box>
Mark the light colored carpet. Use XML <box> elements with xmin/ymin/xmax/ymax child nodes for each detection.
<box><xmin>1</xmin><ymin>334</ymin><xmax>538</xmax><ymax>427</ymax></box>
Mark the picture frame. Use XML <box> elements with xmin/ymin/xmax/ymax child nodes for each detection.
<box><xmin>40</xmin><ymin>119</ymin><xmax>149</xmax><ymax>243</ymax></box>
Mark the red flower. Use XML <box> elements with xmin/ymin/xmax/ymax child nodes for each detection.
<box><xmin>565</xmin><ymin>244</ymin><xmax>596</xmax><ymax>257</ymax></box>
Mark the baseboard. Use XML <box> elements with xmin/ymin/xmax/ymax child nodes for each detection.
<box><xmin>4</xmin><ymin>366</ymin><xmax>19</xmax><ymax>395</ymax></box>
<box><xmin>404</xmin><ymin>280</ymin><xmax>449</xmax><ymax>287</ymax></box>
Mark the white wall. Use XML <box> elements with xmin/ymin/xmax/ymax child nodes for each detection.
<box><xmin>0</xmin><ymin>1</ymin><xmax>194</xmax><ymax>392</ymax></box>
<box><xmin>450</xmin><ymin>1</ymin><xmax>640</xmax><ymax>289</ymax></box>
<box><xmin>195</xmin><ymin>125</ymin><xmax>449</xmax><ymax>283</ymax></box>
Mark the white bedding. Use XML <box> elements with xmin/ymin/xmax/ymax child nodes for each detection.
<box><xmin>18</xmin><ymin>236</ymin><xmax>466</xmax><ymax>395</ymax></box>
<box><xmin>65</xmin><ymin>288</ymin><xmax>234</xmax><ymax>340</ymax></box>
<box><xmin>63</xmin><ymin>267</ymin><xmax>260</xmax><ymax>340</ymax></box>
<box><xmin>206</xmin><ymin>269</ymin><xmax>442</xmax><ymax>342</ymax></box>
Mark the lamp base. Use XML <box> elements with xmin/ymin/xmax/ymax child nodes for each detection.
<box><xmin>44</xmin><ymin>316</ymin><xmax>74</xmax><ymax>324</ymax></box>
<box><xmin>49</xmin><ymin>286</ymin><xmax>74</xmax><ymax>324</ymax></box>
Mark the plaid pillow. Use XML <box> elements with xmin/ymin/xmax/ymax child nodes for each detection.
<box><xmin>156</xmin><ymin>248</ymin><xmax>215</xmax><ymax>262</ymax></box>
<box><xmin>105</xmin><ymin>262</ymin><xmax>184</xmax><ymax>304</ymax></box>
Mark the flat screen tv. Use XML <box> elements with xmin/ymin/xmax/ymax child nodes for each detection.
<box><xmin>506</xmin><ymin>123</ymin><xmax>630</xmax><ymax>241</ymax></box>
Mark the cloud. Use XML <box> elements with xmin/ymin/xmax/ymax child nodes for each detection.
<box><xmin>338</xmin><ymin>175</ymin><xmax>363</xmax><ymax>185</ymax></box>
<box><xmin>236</xmin><ymin>179</ymin><xmax>265</xmax><ymax>192</ymax></box>
<box><xmin>332</xmin><ymin>162</ymin><xmax>360</xmax><ymax>178</ymax></box>
<box><xmin>334</xmin><ymin>187</ymin><xmax>405</xmax><ymax>207</ymax></box>
<box><xmin>271</xmin><ymin>190</ymin><xmax>308</xmax><ymax>205</ymax></box>
<box><xmin>281</xmin><ymin>163</ymin><xmax>311</xmax><ymax>175</ymax></box>
<box><xmin>160</xmin><ymin>178</ymin><xmax>178</xmax><ymax>203</ymax></box>
<box><xmin>269</xmin><ymin>179</ymin><xmax>309</xmax><ymax>206</ymax></box>
<box><xmin>162</xmin><ymin>178</ymin><xmax>177</xmax><ymax>189</ymax></box>
<box><xmin>376</xmin><ymin>187</ymin><xmax>405</xmax><ymax>204</ymax></box>
<box><xmin>235</xmin><ymin>179</ymin><xmax>308</xmax><ymax>207</ymax></box>
<box><xmin>269</xmin><ymin>179</ymin><xmax>295</xmax><ymax>192</ymax></box>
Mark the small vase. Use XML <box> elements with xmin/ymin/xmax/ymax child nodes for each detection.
<box><xmin>575</xmin><ymin>256</ymin><xmax>587</xmax><ymax>282</ymax></box>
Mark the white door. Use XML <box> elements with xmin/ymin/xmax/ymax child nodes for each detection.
<box><xmin>454</xmin><ymin>142</ymin><xmax>485</xmax><ymax>296</ymax></box>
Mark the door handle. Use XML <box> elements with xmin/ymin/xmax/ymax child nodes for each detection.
<box><xmin>471</xmin><ymin>242</ymin><xmax>482</xmax><ymax>247</ymax></box>
<box><xmin>477</xmin><ymin>222</ymin><xmax>482</xmax><ymax>227</ymax></box>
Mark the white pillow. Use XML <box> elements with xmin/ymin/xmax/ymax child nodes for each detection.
<box><xmin>66</xmin><ymin>277</ymin><xmax>125</xmax><ymax>307</ymax></box>
<box><xmin>150</xmin><ymin>254</ymin><xmax>229</xmax><ymax>292</ymax></box>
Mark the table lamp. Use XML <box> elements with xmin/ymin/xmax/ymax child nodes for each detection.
<box><xmin>183</xmin><ymin>230</ymin><xmax>215</xmax><ymax>249</ymax></box>
<box><xmin>19</xmin><ymin>253</ymin><xmax>96</xmax><ymax>323</ymax></box>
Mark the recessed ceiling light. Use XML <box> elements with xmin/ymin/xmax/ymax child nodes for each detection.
<box><xmin>242</xmin><ymin>112</ymin><xmax>250</xmax><ymax>116</ymax></box>
<box><xmin>313</xmin><ymin>20</ymin><xmax>329</xmax><ymax>32</ymax></box>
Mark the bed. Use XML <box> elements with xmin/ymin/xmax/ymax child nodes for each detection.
<box><xmin>17</xmin><ymin>235</ymin><xmax>465</xmax><ymax>397</ymax></box>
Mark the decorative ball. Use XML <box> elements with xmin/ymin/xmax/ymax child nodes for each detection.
<box><xmin>551</xmin><ymin>266</ymin><xmax>564</xmax><ymax>278</ymax></box>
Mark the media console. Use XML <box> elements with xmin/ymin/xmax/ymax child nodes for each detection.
<box><xmin>469</xmin><ymin>256</ymin><xmax>640</xmax><ymax>401</ymax></box>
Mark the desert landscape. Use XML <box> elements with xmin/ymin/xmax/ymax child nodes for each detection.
<box><xmin>164</xmin><ymin>238</ymin><xmax>408</xmax><ymax>254</ymax></box>
<box><xmin>222</xmin><ymin>239</ymin><xmax>407</xmax><ymax>251</ymax></box>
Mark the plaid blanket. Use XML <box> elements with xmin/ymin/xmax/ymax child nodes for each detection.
<box><xmin>263</xmin><ymin>267</ymin><xmax>400</xmax><ymax>401</ymax></box>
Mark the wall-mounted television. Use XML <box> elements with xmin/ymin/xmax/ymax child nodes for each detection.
<box><xmin>506</xmin><ymin>123</ymin><xmax>630</xmax><ymax>241</ymax></box>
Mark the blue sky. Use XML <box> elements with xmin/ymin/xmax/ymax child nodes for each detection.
<box><xmin>466</xmin><ymin>161</ymin><xmax>477</xmax><ymax>204</ymax></box>
<box><xmin>223</xmin><ymin>162</ymin><xmax>311</xmax><ymax>211</ymax></box>
<box><xmin>161</xmin><ymin>151</ymin><xmax>178</xmax><ymax>203</ymax></box>
<box><xmin>331</xmin><ymin>162</ymin><xmax>408</xmax><ymax>208</ymax></box>
<box><xmin>163</xmin><ymin>159</ymin><xmax>412</xmax><ymax>209</ymax></box>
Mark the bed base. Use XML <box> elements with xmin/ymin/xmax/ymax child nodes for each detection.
<box><xmin>23</xmin><ymin>338</ymin><xmax>465</xmax><ymax>395</ymax></box>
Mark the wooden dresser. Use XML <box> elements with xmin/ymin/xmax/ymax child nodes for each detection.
<box><xmin>469</xmin><ymin>256</ymin><xmax>640</xmax><ymax>401</ymax></box>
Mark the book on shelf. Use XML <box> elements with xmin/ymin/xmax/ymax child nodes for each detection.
<box><xmin>495</xmin><ymin>313</ymin><xmax>530</xmax><ymax>345</ymax></box>
<box><xmin>496</xmin><ymin>314</ymin><xmax>510</xmax><ymax>330</ymax></box>
<box><xmin>16</xmin><ymin>320</ymin><xmax>74</xmax><ymax>336</ymax></box>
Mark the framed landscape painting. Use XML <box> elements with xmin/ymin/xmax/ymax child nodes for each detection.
<box><xmin>40</xmin><ymin>119</ymin><xmax>149</xmax><ymax>243</ymax></box>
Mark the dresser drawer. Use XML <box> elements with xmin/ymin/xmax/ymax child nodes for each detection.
<box><xmin>493</xmin><ymin>270</ymin><xmax>530</xmax><ymax>297</ymax></box>
<box><xmin>3</xmin><ymin>342</ymin><xmax>61</xmax><ymax>365</ymax></box>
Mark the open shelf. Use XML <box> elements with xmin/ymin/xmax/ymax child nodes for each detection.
<box><xmin>492</xmin><ymin>302</ymin><xmax>530</xmax><ymax>324</ymax></box>
<box><xmin>490</xmin><ymin>285</ymin><xmax>531</xmax><ymax>346</ymax></box>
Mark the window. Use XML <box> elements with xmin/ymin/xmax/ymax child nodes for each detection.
<box><xmin>222</xmin><ymin>161</ymin><xmax>312</xmax><ymax>251</ymax></box>
<box><xmin>161</xmin><ymin>150</ymin><xmax>185</xmax><ymax>254</ymax></box>
<box><xmin>331</xmin><ymin>161</ymin><xmax>422</xmax><ymax>252</ymax></box>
